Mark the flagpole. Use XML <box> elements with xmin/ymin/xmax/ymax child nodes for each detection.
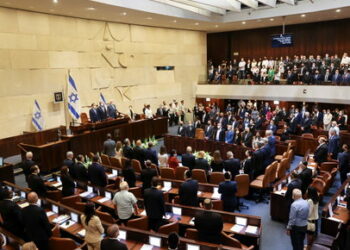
<box><xmin>64</xmin><ymin>70</ymin><xmax>71</xmax><ymax>134</ymax></box>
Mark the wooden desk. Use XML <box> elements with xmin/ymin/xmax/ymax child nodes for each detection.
<box><xmin>0</xmin><ymin>163</ymin><xmax>14</xmax><ymax>183</ymax></box>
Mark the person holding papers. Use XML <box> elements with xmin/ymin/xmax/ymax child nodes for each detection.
<box><xmin>218</xmin><ymin>172</ymin><xmax>237</xmax><ymax>212</ymax></box>
<box><xmin>81</xmin><ymin>202</ymin><xmax>104</xmax><ymax>250</ymax></box>
<box><xmin>112</xmin><ymin>181</ymin><xmax>138</xmax><ymax>225</ymax></box>
<box><xmin>60</xmin><ymin>166</ymin><xmax>75</xmax><ymax>197</ymax></box>
<box><xmin>100</xmin><ymin>225</ymin><xmax>127</xmax><ymax>250</ymax></box>
<box><xmin>22</xmin><ymin>192</ymin><xmax>52</xmax><ymax>250</ymax></box>
<box><xmin>179</xmin><ymin>170</ymin><xmax>199</xmax><ymax>207</ymax></box>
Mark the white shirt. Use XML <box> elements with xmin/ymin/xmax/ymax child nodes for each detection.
<box><xmin>323</xmin><ymin>113</ymin><xmax>333</xmax><ymax>125</ymax></box>
<box><xmin>238</xmin><ymin>61</ymin><xmax>246</xmax><ymax>71</ymax></box>
<box><xmin>145</xmin><ymin>108</ymin><xmax>153</xmax><ymax>119</ymax></box>
<box><xmin>158</xmin><ymin>153</ymin><xmax>169</xmax><ymax>168</ymax></box>
<box><xmin>307</xmin><ymin>199</ymin><xmax>319</xmax><ymax>220</ymax></box>
<box><xmin>112</xmin><ymin>190</ymin><xmax>137</xmax><ymax>220</ymax></box>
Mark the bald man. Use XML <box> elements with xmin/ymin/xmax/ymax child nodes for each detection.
<box><xmin>22</xmin><ymin>151</ymin><xmax>35</xmax><ymax>182</ymax></box>
<box><xmin>22</xmin><ymin>192</ymin><xmax>52</xmax><ymax>250</ymax></box>
<box><xmin>100</xmin><ymin>224</ymin><xmax>127</xmax><ymax>250</ymax></box>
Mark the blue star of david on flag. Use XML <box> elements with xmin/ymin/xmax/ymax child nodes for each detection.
<box><xmin>69</xmin><ymin>93</ymin><xmax>79</xmax><ymax>103</ymax></box>
<box><xmin>67</xmin><ymin>73</ymin><xmax>80</xmax><ymax>120</ymax></box>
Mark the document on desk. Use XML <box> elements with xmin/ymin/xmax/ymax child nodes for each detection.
<box><xmin>60</xmin><ymin>220</ymin><xmax>75</xmax><ymax>229</ymax></box>
<box><xmin>51</xmin><ymin>183</ymin><xmax>62</xmax><ymax>188</ymax></box>
<box><xmin>97</xmin><ymin>197</ymin><xmax>110</xmax><ymax>203</ymax></box>
<box><xmin>230</xmin><ymin>224</ymin><xmax>244</xmax><ymax>233</ymax></box>
<box><xmin>79</xmin><ymin>191</ymin><xmax>92</xmax><ymax>197</ymax></box>
<box><xmin>140</xmin><ymin>244</ymin><xmax>153</xmax><ymax>250</ymax></box>
<box><xmin>46</xmin><ymin>211</ymin><xmax>55</xmax><ymax>217</ymax></box>
<box><xmin>189</xmin><ymin>217</ymin><xmax>195</xmax><ymax>225</ymax></box>
<box><xmin>77</xmin><ymin>229</ymin><xmax>86</xmax><ymax>237</ymax></box>
<box><xmin>52</xmin><ymin>215</ymin><xmax>70</xmax><ymax>224</ymax></box>
<box><xmin>245</xmin><ymin>225</ymin><xmax>258</xmax><ymax>235</ymax></box>
<box><xmin>18</xmin><ymin>202</ymin><xmax>29</xmax><ymax>208</ymax></box>
<box><xmin>161</xmin><ymin>186</ymin><xmax>171</xmax><ymax>192</ymax></box>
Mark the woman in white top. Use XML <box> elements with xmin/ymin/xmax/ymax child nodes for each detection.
<box><xmin>158</xmin><ymin>146</ymin><xmax>169</xmax><ymax>168</ymax></box>
<box><xmin>115</xmin><ymin>141</ymin><xmax>123</xmax><ymax>159</ymax></box>
<box><xmin>81</xmin><ymin>203</ymin><xmax>105</xmax><ymax>250</ymax></box>
<box><xmin>306</xmin><ymin>186</ymin><xmax>319</xmax><ymax>248</ymax></box>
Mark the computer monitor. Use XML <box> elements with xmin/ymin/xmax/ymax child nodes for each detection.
<box><xmin>172</xmin><ymin>207</ymin><xmax>182</xmax><ymax>215</ymax></box>
<box><xmin>235</xmin><ymin>216</ymin><xmax>248</xmax><ymax>226</ymax></box>
<box><xmin>149</xmin><ymin>236</ymin><xmax>161</xmax><ymax>247</ymax></box>
<box><xmin>56</xmin><ymin>176</ymin><xmax>61</xmax><ymax>183</ymax></box>
<box><xmin>118</xmin><ymin>230</ymin><xmax>127</xmax><ymax>240</ymax></box>
<box><xmin>37</xmin><ymin>199</ymin><xmax>42</xmax><ymax>207</ymax></box>
<box><xmin>213</xmin><ymin>187</ymin><xmax>218</xmax><ymax>193</ymax></box>
<box><xmin>105</xmin><ymin>191</ymin><xmax>112</xmax><ymax>200</ymax></box>
<box><xmin>187</xmin><ymin>244</ymin><xmax>200</xmax><ymax>250</ymax></box>
<box><xmin>70</xmin><ymin>212</ymin><xmax>78</xmax><ymax>222</ymax></box>
<box><xmin>20</xmin><ymin>191</ymin><xmax>26</xmax><ymax>199</ymax></box>
<box><xmin>0</xmin><ymin>157</ymin><xmax>3</xmax><ymax>166</ymax></box>
<box><xmin>112</xmin><ymin>169</ymin><xmax>118</xmax><ymax>176</ymax></box>
<box><xmin>87</xmin><ymin>186</ymin><xmax>93</xmax><ymax>193</ymax></box>
<box><xmin>164</xmin><ymin>181</ymin><xmax>171</xmax><ymax>188</ymax></box>
<box><xmin>52</xmin><ymin>204</ymin><xmax>59</xmax><ymax>214</ymax></box>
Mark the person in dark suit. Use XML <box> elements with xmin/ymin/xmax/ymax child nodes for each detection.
<box><xmin>298</xmin><ymin>162</ymin><xmax>313</xmax><ymax>194</ymax></box>
<box><xmin>103</xmin><ymin>134</ymin><xmax>116</xmax><ymax>157</ymax></box>
<box><xmin>89</xmin><ymin>103</ymin><xmax>100</xmax><ymax>123</ymax></box>
<box><xmin>300</xmin><ymin>112</ymin><xmax>312</xmax><ymax>134</ymax></box>
<box><xmin>97</xmin><ymin>101</ymin><xmax>108</xmax><ymax>121</ymax></box>
<box><xmin>133</xmin><ymin>140</ymin><xmax>146</xmax><ymax>168</ymax></box>
<box><xmin>225</xmin><ymin>125</ymin><xmax>235</xmax><ymax>144</ymax></box>
<box><xmin>143</xmin><ymin>178</ymin><xmax>166</xmax><ymax>231</ymax></box>
<box><xmin>286</xmin><ymin>70</ymin><xmax>297</xmax><ymax>84</ymax></box>
<box><xmin>280</xmin><ymin>124</ymin><xmax>290</xmax><ymax>141</ymax></box>
<box><xmin>266</xmin><ymin>130</ymin><xmax>276</xmax><ymax>158</ymax></box>
<box><xmin>107</xmin><ymin>101</ymin><xmax>118</xmax><ymax>119</ymax></box>
<box><xmin>205</xmin><ymin>120</ymin><xmax>214</xmax><ymax>140</ymax></box>
<box><xmin>241</xmin><ymin>127</ymin><xmax>253</xmax><ymax>148</ymax></box>
<box><xmin>122</xmin><ymin>138</ymin><xmax>134</xmax><ymax>159</ymax></box>
<box><xmin>194</xmin><ymin>199</ymin><xmax>223</xmax><ymax>244</ymax></box>
<box><xmin>218</xmin><ymin>172</ymin><xmax>237</xmax><ymax>212</ymax></box>
<box><xmin>63</xmin><ymin>151</ymin><xmax>76</xmax><ymax>179</ymax></box>
<box><xmin>179</xmin><ymin>170</ymin><xmax>199</xmax><ymax>207</ymax></box>
<box><xmin>332</xmin><ymin>69</ymin><xmax>342</xmax><ymax>85</ymax></box>
<box><xmin>314</xmin><ymin>137</ymin><xmax>328</xmax><ymax>165</ymax></box>
<box><xmin>210</xmin><ymin>150</ymin><xmax>224</xmax><ymax>172</ymax></box>
<box><xmin>145</xmin><ymin>142</ymin><xmax>158</xmax><ymax>166</ymax></box>
<box><xmin>22</xmin><ymin>151</ymin><xmax>35</xmax><ymax>182</ymax></box>
<box><xmin>185</xmin><ymin>121</ymin><xmax>196</xmax><ymax>138</ymax></box>
<box><xmin>27</xmin><ymin>165</ymin><xmax>47</xmax><ymax>197</ymax></box>
<box><xmin>285</xmin><ymin>172</ymin><xmax>302</xmax><ymax>207</ymax></box>
<box><xmin>252</xmin><ymin>142</ymin><xmax>265</xmax><ymax>177</ymax></box>
<box><xmin>22</xmin><ymin>192</ymin><xmax>52</xmax><ymax>250</ymax></box>
<box><xmin>338</xmin><ymin>144</ymin><xmax>350</xmax><ymax>184</ymax></box>
<box><xmin>177</xmin><ymin>121</ymin><xmax>186</xmax><ymax>137</ymax></box>
<box><xmin>328</xmin><ymin>129</ymin><xmax>340</xmax><ymax>159</ymax></box>
<box><xmin>122</xmin><ymin>159</ymin><xmax>136</xmax><ymax>188</ymax></box>
<box><xmin>266</xmin><ymin>120</ymin><xmax>277</xmax><ymax>135</ymax></box>
<box><xmin>181</xmin><ymin>146</ymin><xmax>196</xmax><ymax>170</ymax></box>
<box><xmin>100</xmin><ymin>224</ymin><xmax>127</xmax><ymax>250</ymax></box>
<box><xmin>74</xmin><ymin>155</ymin><xmax>89</xmax><ymax>184</ymax></box>
<box><xmin>0</xmin><ymin>189</ymin><xmax>24</xmax><ymax>237</ymax></box>
<box><xmin>223</xmin><ymin>151</ymin><xmax>240</xmax><ymax>180</ymax></box>
<box><xmin>140</xmin><ymin>161</ymin><xmax>158</xmax><ymax>192</ymax></box>
<box><xmin>214</xmin><ymin>124</ymin><xmax>225</xmax><ymax>142</ymax></box>
<box><xmin>88</xmin><ymin>156</ymin><xmax>107</xmax><ymax>187</ymax></box>
<box><xmin>288</xmin><ymin>115</ymin><xmax>298</xmax><ymax>134</ymax></box>
<box><xmin>60</xmin><ymin>166</ymin><xmax>75</xmax><ymax>197</ymax></box>
<box><xmin>242</xmin><ymin>150</ymin><xmax>254</xmax><ymax>180</ymax></box>
<box><xmin>194</xmin><ymin>151</ymin><xmax>210</xmax><ymax>176</ymax></box>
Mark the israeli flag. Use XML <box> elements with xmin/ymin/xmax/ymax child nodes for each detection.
<box><xmin>32</xmin><ymin>100</ymin><xmax>44</xmax><ymax>131</ymax></box>
<box><xmin>99</xmin><ymin>92</ymin><xmax>107</xmax><ymax>105</ymax></box>
<box><xmin>67</xmin><ymin>74</ymin><xmax>80</xmax><ymax>120</ymax></box>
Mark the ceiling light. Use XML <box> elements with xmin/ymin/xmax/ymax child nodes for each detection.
<box><xmin>336</xmin><ymin>9</ymin><xmax>341</xmax><ymax>13</ymax></box>
<box><xmin>301</xmin><ymin>14</ymin><xmax>306</xmax><ymax>17</ymax></box>
<box><xmin>270</xmin><ymin>18</ymin><xmax>274</xmax><ymax>21</ymax></box>
<box><xmin>53</xmin><ymin>0</ymin><xmax>58</xmax><ymax>3</ymax></box>
<box><xmin>146</xmin><ymin>17</ymin><xmax>152</xmax><ymax>20</ymax></box>
<box><xmin>87</xmin><ymin>7</ymin><xmax>95</xmax><ymax>11</ymax></box>
<box><xmin>242</xmin><ymin>21</ymin><xmax>246</xmax><ymax>24</ymax></box>
<box><xmin>194</xmin><ymin>22</ymin><xmax>199</xmax><ymax>25</ymax></box>
<box><xmin>173</xmin><ymin>20</ymin><xmax>177</xmax><ymax>23</ymax></box>
<box><xmin>121</xmin><ymin>12</ymin><xmax>127</xmax><ymax>16</ymax></box>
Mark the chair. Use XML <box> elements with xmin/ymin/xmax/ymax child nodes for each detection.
<box><xmin>96</xmin><ymin>207</ymin><xmax>117</xmax><ymax>224</ymax></box>
<box><xmin>274</xmin><ymin>151</ymin><xmax>287</xmax><ymax>162</ymax></box>
<box><xmin>320</xmin><ymin>162</ymin><xmax>338</xmax><ymax>173</ymax></box>
<box><xmin>211</xmin><ymin>200</ymin><xmax>223</xmax><ymax>210</ymax></box>
<box><xmin>101</xmin><ymin>154</ymin><xmax>111</xmax><ymax>166</ymax></box>
<box><xmin>209</xmin><ymin>172</ymin><xmax>225</xmax><ymax>184</ymax></box>
<box><xmin>286</xmin><ymin>149</ymin><xmax>294</xmax><ymax>170</ymax></box>
<box><xmin>173</xmin><ymin>195</ymin><xmax>180</xmax><ymax>204</ymax></box>
<box><xmin>302</xmin><ymin>133</ymin><xmax>314</xmax><ymax>138</ymax></box>
<box><xmin>311</xmin><ymin>178</ymin><xmax>326</xmax><ymax>196</ymax></box>
<box><xmin>51</xmin><ymin>224</ymin><xmax>61</xmax><ymax>237</ymax></box>
<box><xmin>48</xmin><ymin>237</ymin><xmax>86</xmax><ymax>250</ymax></box>
<box><xmin>158</xmin><ymin>221</ymin><xmax>179</xmax><ymax>234</ymax></box>
<box><xmin>274</xmin><ymin>136</ymin><xmax>281</xmax><ymax>141</ymax></box>
<box><xmin>46</xmin><ymin>190</ymin><xmax>62</xmax><ymax>202</ymax></box>
<box><xmin>121</xmin><ymin>157</ymin><xmax>128</xmax><ymax>169</ymax></box>
<box><xmin>151</xmin><ymin>163</ymin><xmax>159</xmax><ymax>176</ymax></box>
<box><xmin>235</xmin><ymin>174</ymin><xmax>249</xmax><ymax>210</ymax></box>
<box><xmin>80</xmin><ymin>112</ymin><xmax>89</xmax><ymax>124</ymax></box>
<box><xmin>106</xmin><ymin>176</ymin><xmax>122</xmax><ymax>191</ymax></box>
<box><xmin>109</xmin><ymin>157</ymin><xmax>122</xmax><ymax>169</ymax></box>
<box><xmin>175</xmin><ymin>166</ymin><xmax>189</xmax><ymax>180</ymax></box>
<box><xmin>131</xmin><ymin>159</ymin><xmax>142</xmax><ymax>174</ymax></box>
<box><xmin>185</xmin><ymin>228</ymin><xmax>199</xmax><ymax>240</ymax></box>
<box><xmin>71</xmin><ymin>202</ymin><xmax>87</xmax><ymax>213</ymax></box>
<box><xmin>127</xmin><ymin>216</ymin><xmax>148</xmax><ymax>230</ymax></box>
<box><xmin>160</xmin><ymin>168</ymin><xmax>176</xmax><ymax>179</ymax></box>
<box><xmin>320</xmin><ymin>172</ymin><xmax>332</xmax><ymax>191</ymax></box>
<box><xmin>250</xmin><ymin>165</ymin><xmax>272</xmax><ymax>203</ymax></box>
<box><xmin>276</xmin><ymin>158</ymin><xmax>288</xmax><ymax>180</ymax></box>
<box><xmin>61</xmin><ymin>195</ymin><xmax>81</xmax><ymax>207</ymax></box>
<box><xmin>88</xmin><ymin>152</ymin><xmax>95</xmax><ymax>159</ymax></box>
<box><xmin>221</xmin><ymin>232</ymin><xmax>253</xmax><ymax>249</ymax></box>
<box><xmin>195</xmin><ymin>128</ymin><xmax>205</xmax><ymax>139</ymax></box>
<box><xmin>129</xmin><ymin>187</ymin><xmax>142</xmax><ymax>199</ymax></box>
<box><xmin>192</xmin><ymin>169</ymin><xmax>207</xmax><ymax>183</ymax></box>
<box><xmin>268</xmin><ymin>161</ymin><xmax>278</xmax><ymax>183</ymax></box>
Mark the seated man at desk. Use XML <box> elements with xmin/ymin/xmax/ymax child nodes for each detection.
<box><xmin>179</xmin><ymin>170</ymin><xmax>199</xmax><ymax>207</ymax></box>
<box><xmin>88</xmin><ymin>156</ymin><xmax>107</xmax><ymax>188</ymax></box>
<box><xmin>28</xmin><ymin>165</ymin><xmax>48</xmax><ymax>197</ymax></box>
<box><xmin>194</xmin><ymin>199</ymin><xmax>223</xmax><ymax>244</ymax></box>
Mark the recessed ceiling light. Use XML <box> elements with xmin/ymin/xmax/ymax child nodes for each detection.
<box><xmin>53</xmin><ymin>0</ymin><xmax>58</xmax><ymax>3</ymax></box>
<box><xmin>121</xmin><ymin>12</ymin><xmax>127</xmax><ymax>16</ymax></box>
<box><xmin>146</xmin><ymin>17</ymin><xmax>152</xmax><ymax>20</ymax></box>
<box><xmin>301</xmin><ymin>14</ymin><xmax>306</xmax><ymax>17</ymax></box>
<box><xmin>242</xmin><ymin>21</ymin><xmax>246</xmax><ymax>24</ymax></box>
<box><xmin>173</xmin><ymin>20</ymin><xmax>177</xmax><ymax>23</ymax></box>
<box><xmin>215</xmin><ymin>25</ymin><xmax>219</xmax><ymax>28</ymax></box>
<box><xmin>336</xmin><ymin>9</ymin><xmax>341</xmax><ymax>13</ymax></box>
<box><xmin>194</xmin><ymin>22</ymin><xmax>199</xmax><ymax>25</ymax></box>
<box><xmin>270</xmin><ymin>18</ymin><xmax>274</xmax><ymax>21</ymax></box>
<box><xmin>87</xmin><ymin>7</ymin><xmax>95</xmax><ymax>11</ymax></box>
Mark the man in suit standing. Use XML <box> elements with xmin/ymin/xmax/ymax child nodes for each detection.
<box><xmin>107</xmin><ymin>101</ymin><xmax>118</xmax><ymax>119</ymax></box>
<box><xmin>214</xmin><ymin>124</ymin><xmax>225</xmax><ymax>142</ymax></box>
<box><xmin>63</xmin><ymin>151</ymin><xmax>76</xmax><ymax>179</ymax></box>
<box><xmin>28</xmin><ymin>165</ymin><xmax>47</xmax><ymax>197</ymax></box>
<box><xmin>74</xmin><ymin>155</ymin><xmax>89</xmax><ymax>184</ymax></box>
<box><xmin>241</xmin><ymin>127</ymin><xmax>253</xmax><ymax>148</ymax></box>
<box><xmin>0</xmin><ymin>189</ymin><xmax>24</xmax><ymax>237</ymax></box>
<box><xmin>314</xmin><ymin>137</ymin><xmax>328</xmax><ymax>165</ymax></box>
<box><xmin>194</xmin><ymin>199</ymin><xmax>223</xmax><ymax>244</ymax></box>
<box><xmin>122</xmin><ymin>138</ymin><xmax>134</xmax><ymax>160</ymax></box>
<box><xmin>267</xmin><ymin>120</ymin><xmax>277</xmax><ymax>135</ymax></box>
<box><xmin>177</xmin><ymin>121</ymin><xmax>186</xmax><ymax>137</ymax></box>
<box><xmin>181</xmin><ymin>146</ymin><xmax>196</xmax><ymax>170</ymax></box>
<box><xmin>22</xmin><ymin>151</ymin><xmax>35</xmax><ymax>182</ymax></box>
<box><xmin>338</xmin><ymin>144</ymin><xmax>350</xmax><ymax>184</ymax></box>
<box><xmin>323</xmin><ymin>69</ymin><xmax>332</xmax><ymax>83</ymax></box>
<box><xmin>22</xmin><ymin>192</ymin><xmax>52</xmax><ymax>250</ymax></box>
<box><xmin>133</xmin><ymin>140</ymin><xmax>146</xmax><ymax>168</ymax></box>
<box><xmin>101</xmin><ymin>224</ymin><xmax>127</xmax><ymax>250</ymax></box>
<box><xmin>223</xmin><ymin>151</ymin><xmax>240</xmax><ymax>180</ymax></box>
<box><xmin>179</xmin><ymin>170</ymin><xmax>199</xmax><ymax>207</ymax></box>
<box><xmin>103</xmin><ymin>133</ymin><xmax>116</xmax><ymax>157</ymax></box>
<box><xmin>194</xmin><ymin>151</ymin><xmax>210</xmax><ymax>176</ymax></box>
<box><xmin>297</xmin><ymin>162</ymin><xmax>313</xmax><ymax>194</ymax></box>
<box><xmin>97</xmin><ymin>101</ymin><xmax>108</xmax><ymax>121</ymax></box>
<box><xmin>185</xmin><ymin>121</ymin><xmax>196</xmax><ymax>138</ymax></box>
<box><xmin>328</xmin><ymin>129</ymin><xmax>340</xmax><ymax>159</ymax></box>
<box><xmin>225</xmin><ymin>125</ymin><xmax>235</xmax><ymax>144</ymax></box>
<box><xmin>285</xmin><ymin>172</ymin><xmax>302</xmax><ymax>209</ymax></box>
<box><xmin>143</xmin><ymin>178</ymin><xmax>166</xmax><ymax>231</ymax></box>
<box><xmin>88</xmin><ymin>156</ymin><xmax>107</xmax><ymax>188</ymax></box>
<box><xmin>145</xmin><ymin>142</ymin><xmax>158</xmax><ymax>166</ymax></box>
<box><xmin>89</xmin><ymin>103</ymin><xmax>100</xmax><ymax>123</ymax></box>
<box><xmin>332</xmin><ymin>69</ymin><xmax>342</xmax><ymax>85</ymax></box>
<box><xmin>266</xmin><ymin>130</ymin><xmax>276</xmax><ymax>158</ymax></box>
<box><xmin>140</xmin><ymin>161</ymin><xmax>158</xmax><ymax>192</ymax></box>
<box><xmin>218</xmin><ymin>172</ymin><xmax>237</xmax><ymax>212</ymax></box>
<box><xmin>300</xmin><ymin>112</ymin><xmax>312</xmax><ymax>133</ymax></box>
